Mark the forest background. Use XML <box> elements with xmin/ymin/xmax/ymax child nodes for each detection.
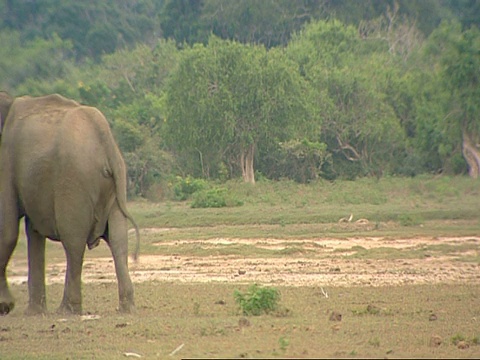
<box><xmin>1</xmin><ymin>0</ymin><xmax>479</xmax><ymax>200</ymax></box>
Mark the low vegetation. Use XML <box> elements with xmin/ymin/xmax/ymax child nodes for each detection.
<box><xmin>234</xmin><ymin>284</ymin><xmax>281</xmax><ymax>316</ymax></box>
<box><xmin>130</xmin><ymin>175</ymin><xmax>480</xmax><ymax>231</ymax></box>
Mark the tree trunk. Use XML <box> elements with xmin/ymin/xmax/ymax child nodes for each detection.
<box><xmin>240</xmin><ymin>143</ymin><xmax>256</xmax><ymax>184</ymax></box>
<box><xmin>462</xmin><ymin>130</ymin><xmax>480</xmax><ymax>179</ymax></box>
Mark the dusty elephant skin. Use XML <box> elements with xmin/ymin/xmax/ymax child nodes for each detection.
<box><xmin>0</xmin><ymin>92</ymin><xmax>139</xmax><ymax>315</ymax></box>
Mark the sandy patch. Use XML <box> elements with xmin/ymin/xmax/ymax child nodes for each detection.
<box><xmin>7</xmin><ymin>235</ymin><xmax>479</xmax><ymax>287</ymax></box>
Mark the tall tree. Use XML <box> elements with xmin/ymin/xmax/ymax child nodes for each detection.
<box><xmin>427</xmin><ymin>21</ymin><xmax>480</xmax><ymax>177</ymax></box>
<box><xmin>164</xmin><ymin>36</ymin><xmax>317</xmax><ymax>183</ymax></box>
<box><xmin>287</xmin><ymin>20</ymin><xmax>406</xmax><ymax>178</ymax></box>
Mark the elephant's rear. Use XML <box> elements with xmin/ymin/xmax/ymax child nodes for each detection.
<box><xmin>9</xmin><ymin>95</ymin><xmax>124</xmax><ymax>242</ymax></box>
<box><xmin>0</xmin><ymin>93</ymin><xmax>137</xmax><ymax>315</ymax></box>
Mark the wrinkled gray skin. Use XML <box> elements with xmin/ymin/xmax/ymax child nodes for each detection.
<box><xmin>0</xmin><ymin>92</ymin><xmax>139</xmax><ymax>315</ymax></box>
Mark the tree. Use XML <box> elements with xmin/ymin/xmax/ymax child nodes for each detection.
<box><xmin>287</xmin><ymin>20</ymin><xmax>406</xmax><ymax>178</ymax></box>
<box><xmin>0</xmin><ymin>31</ymin><xmax>73</xmax><ymax>93</ymax></box>
<box><xmin>324</xmin><ymin>0</ymin><xmax>454</xmax><ymax>36</ymax></box>
<box><xmin>445</xmin><ymin>0</ymin><xmax>480</xmax><ymax>30</ymax></box>
<box><xmin>426</xmin><ymin>21</ymin><xmax>480</xmax><ymax>177</ymax></box>
<box><xmin>1</xmin><ymin>0</ymin><xmax>162</xmax><ymax>61</ymax></box>
<box><xmin>410</xmin><ymin>70</ymin><xmax>459</xmax><ymax>174</ymax></box>
<box><xmin>202</xmin><ymin>0</ymin><xmax>327</xmax><ymax>48</ymax></box>
<box><xmin>164</xmin><ymin>36</ymin><xmax>318</xmax><ymax>183</ymax></box>
<box><xmin>159</xmin><ymin>0</ymin><xmax>207</xmax><ymax>46</ymax></box>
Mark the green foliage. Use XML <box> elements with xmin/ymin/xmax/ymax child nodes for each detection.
<box><xmin>159</xmin><ymin>0</ymin><xmax>208</xmax><ymax>46</ymax></box>
<box><xmin>191</xmin><ymin>187</ymin><xmax>244</xmax><ymax>208</ymax></box>
<box><xmin>73</xmin><ymin>40</ymin><xmax>180</xmax><ymax>197</ymax></box>
<box><xmin>123</xmin><ymin>137</ymin><xmax>174</xmax><ymax>198</ymax></box>
<box><xmin>173</xmin><ymin>176</ymin><xmax>208</xmax><ymax>201</ymax></box>
<box><xmin>110</xmin><ymin>94</ymin><xmax>173</xmax><ymax>197</ymax></box>
<box><xmin>412</xmin><ymin>20</ymin><xmax>480</xmax><ymax>177</ymax></box>
<box><xmin>191</xmin><ymin>188</ymin><xmax>227</xmax><ymax>208</ymax></box>
<box><xmin>0</xmin><ymin>0</ymin><xmax>162</xmax><ymax>60</ymax></box>
<box><xmin>0</xmin><ymin>31</ymin><xmax>73</xmax><ymax>93</ymax></box>
<box><xmin>286</xmin><ymin>20</ymin><xmax>407</xmax><ymax>179</ymax></box>
<box><xmin>451</xmin><ymin>333</ymin><xmax>466</xmax><ymax>345</ymax></box>
<box><xmin>472</xmin><ymin>335</ymin><xmax>480</xmax><ymax>345</ymax></box>
<box><xmin>164</xmin><ymin>36</ymin><xmax>317</xmax><ymax>182</ymax></box>
<box><xmin>202</xmin><ymin>0</ymin><xmax>324</xmax><ymax>48</ymax></box>
<box><xmin>450</xmin><ymin>333</ymin><xmax>480</xmax><ymax>347</ymax></box>
<box><xmin>234</xmin><ymin>284</ymin><xmax>281</xmax><ymax>316</ymax></box>
<box><xmin>1</xmin><ymin>2</ymin><xmax>477</xmax><ymax>191</ymax></box>
<box><xmin>260</xmin><ymin>139</ymin><xmax>330</xmax><ymax>183</ymax></box>
<box><xmin>278</xmin><ymin>336</ymin><xmax>289</xmax><ymax>352</ymax></box>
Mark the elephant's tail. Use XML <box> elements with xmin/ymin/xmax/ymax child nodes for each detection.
<box><xmin>119</xmin><ymin>198</ymin><xmax>140</xmax><ymax>261</ymax></box>
<box><xmin>95</xmin><ymin>108</ymin><xmax>140</xmax><ymax>261</ymax></box>
<box><xmin>112</xmin><ymin>162</ymin><xmax>141</xmax><ymax>262</ymax></box>
<box><xmin>127</xmin><ymin>212</ymin><xmax>140</xmax><ymax>261</ymax></box>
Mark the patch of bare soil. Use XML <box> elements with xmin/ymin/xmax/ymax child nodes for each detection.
<box><xmin>8</xmin><ymin>233</ymin><xmax>480</xmax><ymax>288</ymax></box>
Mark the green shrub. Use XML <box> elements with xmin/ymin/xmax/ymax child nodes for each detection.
<box><xmin>234</xmin><ymin>284</ymin><xmax>280</xmax><ymax>316</ymax></box>
<box><xmin>451</xmin><ymin>333</ymin><xmax>466</xmax><ymax>345</ymax></box>
<box><xmin>173</xmin><ymin>176</ymin><xmax>208</xmax><ymax>200</ymax></box>
<box><xmin>191</xmin><ymin>188</ymin><xmax>227</xmax><ymax>208</ymax></box>
<box><xmin>191</xmin><ymin>187</ymin><xmax>244</xmax><ymax>208</ymax></box>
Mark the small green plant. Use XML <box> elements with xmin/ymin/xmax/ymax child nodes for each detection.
<box><xmin>279</xmin><ymin>336</ymin><xmax>289</xmax><ymax>352</ymax></box>
<box><xmin>234</xmin><ymin>284</ymin><xmax>281</xmax><ymax>316</ymax></box>
<box><xmin>451</xmin><ymin>333</ymin><xmax>466</xmax><ymax>345</ymax></box>
<box><xmin>472</xmin><ymin>335</ymin><xmax>479</xmax><ymax>345</ymax></box>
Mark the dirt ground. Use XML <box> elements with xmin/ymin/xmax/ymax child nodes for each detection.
<box><xmin>8</xmin><ymin>233</ymin><xmax>480</xmax><ymax>287</ymax></box>
<box><xmin>3</xmin><ymin>232</ymin><xmax>480</xmax><ymax>359</ymax></box>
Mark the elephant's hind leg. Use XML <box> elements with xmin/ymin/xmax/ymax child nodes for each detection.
<box><xmin>58</xmin><ymin>238</ymin><xmax>86</xmax><ymax>314</ymax></box>
<box><xmin>24</xmin><ymin>218</ymin><xmax>47</xmax><ymax>315</ymax></box>
<box><xmin>108</xmin><ymin>204</ymin><xmax>135</xmax><ymax>313</ymax></box>
<box><xmin>0</xmin><ymin>195</ymin><xmax>19</xmax><ymax>315</ymax></box>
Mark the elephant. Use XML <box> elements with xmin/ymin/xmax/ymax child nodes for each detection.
<box><xmin>0</xmin><ymin>92</ymin><xmax>140</xmax><ymax>315</ymax></box>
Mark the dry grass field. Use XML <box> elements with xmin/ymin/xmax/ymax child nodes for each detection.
<box><xmin>1</xmin><ymin>177</ymin><xmax>480</xmax><ymax>358</ymax></box>
<box><xmin>2</xmin><ymin>230</ymin><xmax>479</xmax><ymax>359</ymax></box>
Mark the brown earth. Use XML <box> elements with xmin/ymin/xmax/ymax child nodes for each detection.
<box><xmin>3</xmin><ymin>232</ymin><xmax>480</xmax><ymax>359</ymax></box>
<box><xmin>8</xmin><ymin>233</ymin><xmax>480</xmax><ymax>288</ymax></box>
